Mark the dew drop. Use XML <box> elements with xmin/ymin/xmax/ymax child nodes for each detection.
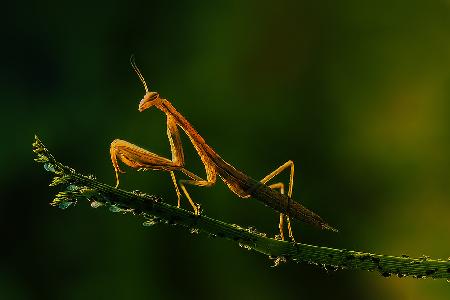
<box><xmin>270</xmin><ymin>256</ymin><xmax>287</xmax><ymax>267</ymax></box>
<box><xmin>142</xmin><ymin>216</ymin><xmax>160</xmax><ymax>226</ymax></box>
<box><xmin>231</xmin><ymin>223</ymin><xmax>243</xmax><ymax>230</ymax></box>
<box><xmin>132</xmin><ymin>190</ymin><xmax>144</xmax><ymax>196</ymax></box>
<box><xmin>142</xmin><ymin>220</ymin><xmax>157</xmax><ymax>227</ymax></box>
<box><xmin>328</xmin><ymin>265</ymin><xmax>339</xmax><ymax>272</ymax></box>
<box><xmin>246</xmin><ymin>226</ymin><xmax>257</xmax><ymax>233</ymax></box>
<box><xmin>109</xmin><ymin>205</ymin><xmax>122</xmax><ymax>213</ymax></box>
<box><xmin>207</xmin><ymin>233</ymin><xmax>217</xmax><ymax>239</ymax></box>
<box><xmin>190</xmin><ymin>228</ymin><xmax>199</xmax><ymax>235</ymax></box>
<box><xmin>90</xmin><ymin>201</ymin><xmax>103</xmax><ymax>208</ymax></box>
<box><xmin>238</xmin><ymin>243</ymin><xmax>252</xmax><ymax>251</ymax></box>
<box><xmin>44</xmin><ymin>163</ymin><xmax>56</xmax><ymax>172</ymax></box>
<box><xmin>419</xmin><ymin>255</ymin><xmax>430</xmax><ymax>261</ymax></box>
<box><xmin>274</xmin><ymin>234</ymin><xmax>283</xmax><ymax>241</ymax></box>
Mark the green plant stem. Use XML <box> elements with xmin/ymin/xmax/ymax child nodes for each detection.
<box><xmin>33</xmin><ymin>136</ymin><xmax>450</xmax><ymax>280</ymax></box>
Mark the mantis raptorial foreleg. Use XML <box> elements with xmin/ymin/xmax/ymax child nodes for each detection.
<box><xmin>110</xmin><ymin>114</ymin><xmax>213</xmax><ymax>215</ymax></box>
<box><xmin>260</xmin><ymin>160</ymin><xmax>296</xmax><ymax>241</ymax></box>
<box><xmin>110</xmin><ymin>116</ymin><xmax>220</xmax><ymax>215</ymax></box>
<box><xmin>110</xmin><ymin>138</ymin><xmax>191</xmax><ymax>207</ymax></box>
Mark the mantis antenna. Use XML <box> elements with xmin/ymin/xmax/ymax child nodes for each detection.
<box><xmin>130</xmin><ymin>55</ymin><xmax>149</xmax><ymax>93</ymax></box>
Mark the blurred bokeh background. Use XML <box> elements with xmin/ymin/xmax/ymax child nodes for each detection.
<box><xmin>1</xmin><ymin>0</ymin><xmax>449</xmax><ymax>299</ymax></box>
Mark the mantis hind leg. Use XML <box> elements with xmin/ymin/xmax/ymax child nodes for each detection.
<box><xmin>260</xmin><ymin>160</ymin><xmax>296</xmax><ymax>241</ymax></box>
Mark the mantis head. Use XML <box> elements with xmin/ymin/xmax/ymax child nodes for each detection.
<box><xmin>130</xmin><ymin>55</ymin><xmax>162</xmax><ymax>112</ymax></box>
<box><xmin>139</xmin><ymin>91</ymin><xmax>161</xmax><ymax>112</ymax></box>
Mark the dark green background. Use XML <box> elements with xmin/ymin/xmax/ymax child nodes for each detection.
<box><xmin>2</xmin><ymin>0</ymin><xmax>449</xmax><ymax>299</ymax></box>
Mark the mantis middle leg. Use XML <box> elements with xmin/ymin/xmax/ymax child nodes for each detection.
<box><xmin>260</xmin><ymin>160</ymin><xmax>295</xmax><ymax>241</ymax></box>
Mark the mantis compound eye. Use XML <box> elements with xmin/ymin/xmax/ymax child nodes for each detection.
<box><xmin>148</xmin><ymin>92</ymin><xmax>159</xmax><ymax>100</ymax></box>
<box><xmin>139</xmin><ymin>92</ymin><xmax>161</xmax><ymax>111</ymax></box>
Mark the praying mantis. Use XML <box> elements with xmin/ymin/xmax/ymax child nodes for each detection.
<box><xmin>110</xmin><ymin>57</ymin><xmax>337</xmax><ymax>240</ymax></box>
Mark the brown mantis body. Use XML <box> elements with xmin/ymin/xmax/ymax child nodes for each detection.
<box><xmin>110</xmin><ymin>58</ymin><xmax>337</xmax><ymax>240</ymax></box>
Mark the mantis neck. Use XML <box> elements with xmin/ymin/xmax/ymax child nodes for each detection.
<box><xmin>157</xmin><ymin>99</ymin><xmax>220</xmax><ymax>163</ymax></box>
<box><xmin>158</xmin><ymin>99</ymin><xmax>204</xmax><ymax>141</ymax></box>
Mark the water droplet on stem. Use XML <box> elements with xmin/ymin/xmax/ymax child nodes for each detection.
<box><xmin>109</xmin><ymin>205</ymin><xmax>122</xmax><ymax>213</ymax></box>
<box><xmin>90</xmin><ymin>201</ymin><xmax>103</xmax><ymax>208</ymax></box>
